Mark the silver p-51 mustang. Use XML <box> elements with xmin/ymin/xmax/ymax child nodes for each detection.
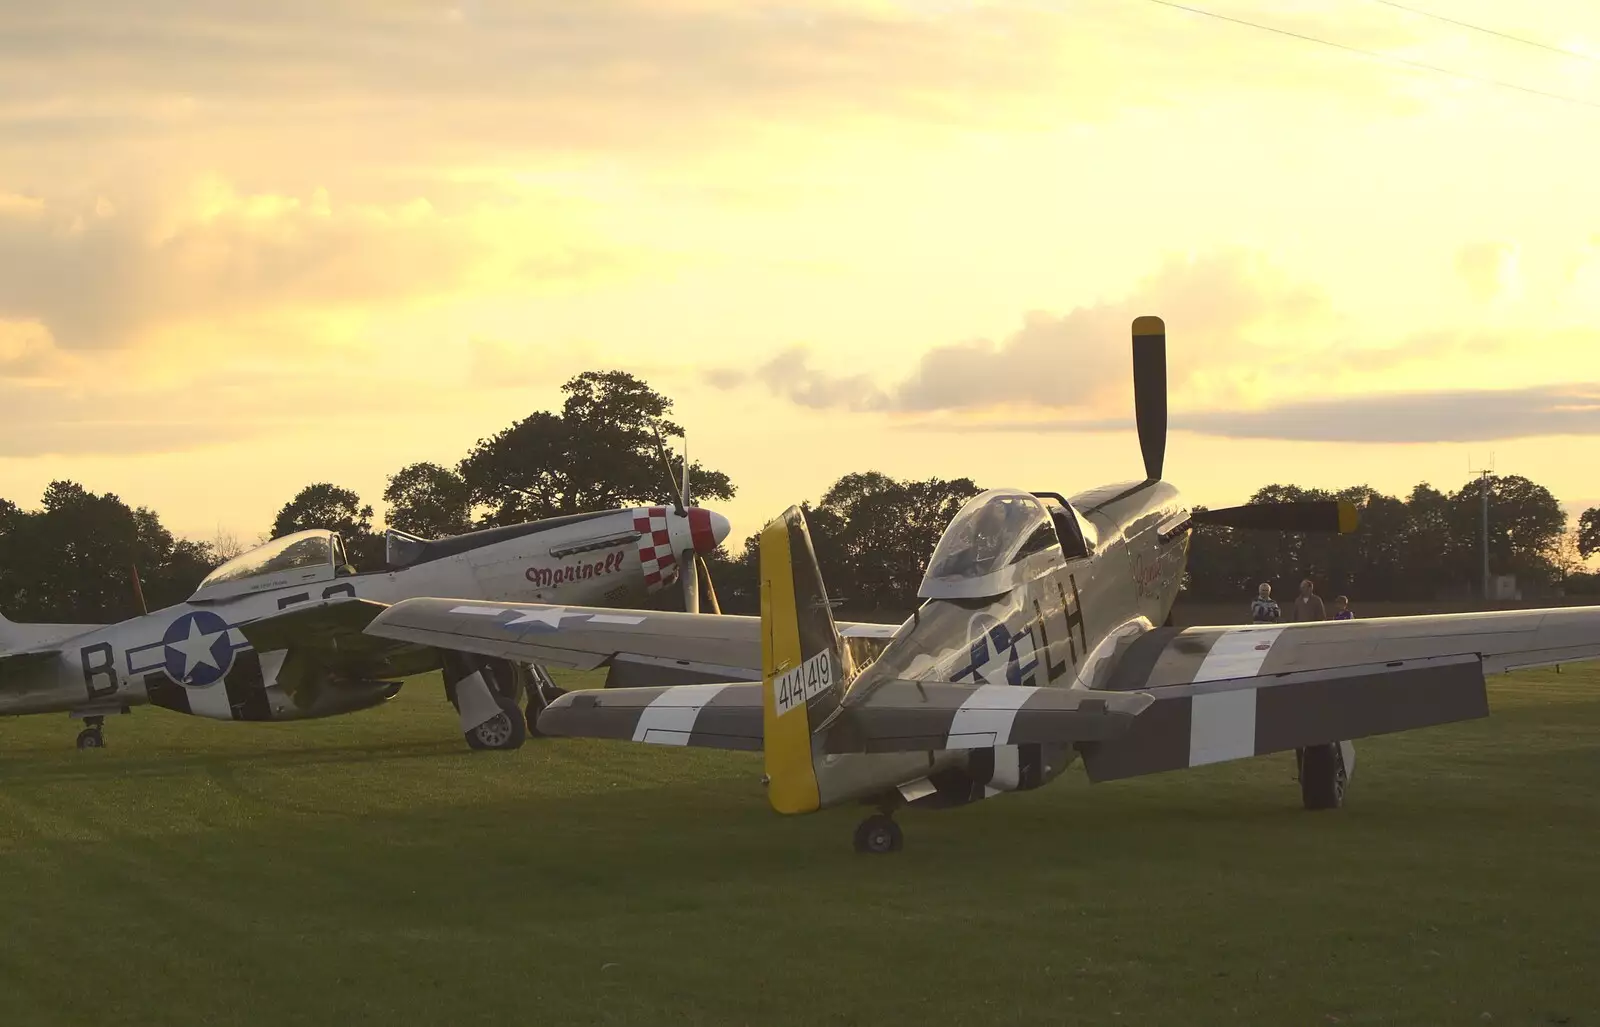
<box><xmin>362</xmin><ymin>316</ymin><xmax>1600</xmax><ymax>851</ymax></box>
<box><xmin>0</xmin><ymin>501</ymin><xmax>728</xmax><ymax>751</ymax></box>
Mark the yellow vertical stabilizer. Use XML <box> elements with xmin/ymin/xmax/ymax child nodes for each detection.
<box><xmin>760</xmin><ymin>506</ymin><xmax>850</xmax><ymax>815</ymax></box>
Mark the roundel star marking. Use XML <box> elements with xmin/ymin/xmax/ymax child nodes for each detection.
<box><xmin>162</xmin><ymin>610</ymin><xmax>236</xmax><ymax>687</ymax></box>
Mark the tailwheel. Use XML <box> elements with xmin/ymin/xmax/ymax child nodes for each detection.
<box><xmin>75</xmin><ymin>715</ymin><xmax>106</xmax><ymax>751</ymax></box>
<box><xmin>1298</xmin><ymin>742</ymin><xmax>1348</xmax><ymax>810</ymax></box>
<box><xmin>464</xmin><ymin>694</ymin><xmax>527</xmax><ymax>752</ymax></box>
<box><xmin>852</xmin><ymin>813</ymin><xmax>903</xmax><ymax>855</ymax></box>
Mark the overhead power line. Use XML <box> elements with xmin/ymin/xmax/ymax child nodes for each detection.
<box><xmin>1141</xmin><ymin>0</ymin><xmax>1600</xmax><ymax>112</ymax></box>
<box><xmin>1369</xmin><ymin>0</ymin><xmax>1600</xmax><ymax>66</ymax></box>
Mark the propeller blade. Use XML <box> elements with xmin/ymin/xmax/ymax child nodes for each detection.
<box><xmin>682</xmin><ymin>437</ymin><xmax>693</xmax><ymax>508</ymax></box>
<box><xmin>698</xmin><ymin>554</ymin><xmax>722</xmax><ymax>615</ymax></box>
<box><xmin>1131</xmin><ymin>315</ymin><xmax>1167</xmax><ymax>482</ymax></box>
<box><xmin>681</xmin><ymin>549</ymin><xmax>700</xmax><ymax>613</ymax></box>
<box><xmin>652</xmin><ymin>427</ymin><xmax>687</xmax><ymax>516</ymax></box>
<box><xmin>1193</xmin><ymin>500</ymin><xmax>1361</xmax><ymax>534</ymax></box>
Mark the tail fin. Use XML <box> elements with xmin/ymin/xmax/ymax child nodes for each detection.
<box><xmin>760</xmin><ymin>506</ymin><xmax>853</xmax><ymax>815</ymax></box>
<box><xmin>0</xmin><ymin>611</ymin><xmax>15</xmax><ymax>651</ymax></box>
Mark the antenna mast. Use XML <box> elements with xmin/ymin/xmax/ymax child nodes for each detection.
<box><xmin>1468</xmin><ymin>452</ymin><xmax>1496</xmax><ymax>602</ymax></box>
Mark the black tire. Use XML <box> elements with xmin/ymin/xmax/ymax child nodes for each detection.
<box><xmin>464</xmin><ymin>694</ymin><xmax>527</xmax><ymax>752</ymax></box>
<box><xmin>75</xmin><ymin>728</ymin><xmax>105</xmax><ymax>750</ymax></box>
<box><xmin>852</xmin><ymin>814</ymin><xmax>904</xmax><ymax>855</ymax></box>
<box><xmin>1300</xmin><ymin>743</ymin><xmax>1347</xmax><ymax>810</ymax></box>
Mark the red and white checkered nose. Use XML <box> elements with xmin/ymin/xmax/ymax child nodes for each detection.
<box><xmin>688</xmin><ymin>508</ymin><xmax>729</xmax><ymax>555</ymax></box>
<box><xmin>632</xmin><ymin>506</ymin><xmax>731</xmax><ymax>593</ymax></box>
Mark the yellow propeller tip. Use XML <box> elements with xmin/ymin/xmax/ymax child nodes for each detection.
<box><xmin>1132</xmin><ymin>315</ymin><xmax>1166</xmax><ymax>337</ymax></box>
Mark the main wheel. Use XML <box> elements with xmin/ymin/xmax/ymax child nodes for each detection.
<box><xmin>464</xmin><ymin>694</ymin><xmax>527</xmax><ymax>751</ymax></box>
<box><xmin>852</xmin><ymin>814</ymin><xmax>904</xmax><ymax>855</ymax></box>
<box><xmin>1299</xmin><ymin>742</ymin><xmax>1347</xmax><ymax>810</ymax></box>
<box><xmin>76</xmin><ymin>728</ymin><xmax>105</xmax><ymax>750</ymax></box>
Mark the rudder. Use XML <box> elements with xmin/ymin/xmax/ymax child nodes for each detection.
<box><xmin>760</xmin><ymin>506</ymin><xmax>852</xmax><ymax>815</ymax></box>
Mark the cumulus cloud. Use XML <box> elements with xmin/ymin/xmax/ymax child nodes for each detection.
<box><xmin>1175</xmin><ymin>386</ymin><xmax>1600</xmax><ymax>443</ymax></box>
<box><xmin>0</xmin><ymin>181</ymin><xmax>623</xmax><ymax>352</ymax></box>
<box><xmin>1456</xmin><ymin>241</ymin><xmax>1520</xmax><ymax>302</ymax></box>
<box><xmin>0</xmin><ymin>355</ymin><xmax>469</xmax><ymax>457</ymax></box>
<box><xmin>717</xmin><ymin>346</ymin><xmax>893</xmax><ymax>412</ymax></box>
<box><xmin>0</xmin><ymin>0</ymin><xmax>1438</xmax><ymax>178</ymax></box>
<box><xmin>715</xmin><ymin>244</ymin><xmax>1600</xmax><ymax>444</ymax></box>
<box><xmin>908</xmin><ymin>385</ymin><xmax>1600</xmax><ymax>444</ymax></box>
<box><xmin>715</xmin><ymin>249</ymin><xmax>1325</xmax><ymax>415</ymax></box>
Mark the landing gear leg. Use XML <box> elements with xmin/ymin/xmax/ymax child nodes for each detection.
<box><xmin>76</xmin><ymin>715</ymin><xmax>106</xmax><ymax>750</ymax></box>
<box><xmin>524</xmin><ymin>664</ymin><xmax>565</xmax><ymax>737</ymax></box>
<box><xmin>852</xmin><ymin>812</ymin><xmax>904</xmax><ymax>855</ymax></box>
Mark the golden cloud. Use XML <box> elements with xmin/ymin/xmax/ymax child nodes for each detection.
<box><xmin>0</xmin><ymin>177</ymin><xmax>629</xmax><ymax>353</ymax></box>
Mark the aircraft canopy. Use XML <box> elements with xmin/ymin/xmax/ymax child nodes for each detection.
<box><xmin>918</xmin><ymin>489</ymin><xmax>1058</xmax><ymax>600</ymax></box>
<box><xmin>190</xmin><ymin>529</ymin><xmax>345</xmax><ymax>603</ymax></box>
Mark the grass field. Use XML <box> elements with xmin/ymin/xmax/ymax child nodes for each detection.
<box><xmin>2</xmin><ymin>667</ymin><xmax>1598</xmax><ymax>1027</ymax></box>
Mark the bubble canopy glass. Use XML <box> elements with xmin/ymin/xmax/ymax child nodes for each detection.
<box><xmin>918</xmin><ymin>489</ymin><xmax>1057</xmax><ymax>600</ymax></box>
<box><xmin>190</xmin><ymin>529</ymin><xmax>338</xmax><ymax>602</ymax></box>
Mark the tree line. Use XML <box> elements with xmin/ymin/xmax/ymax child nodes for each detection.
<box><xmin>3</xmin><ymin>370</ymin><xmax>1598</xmax><ymax>624</ymax></box>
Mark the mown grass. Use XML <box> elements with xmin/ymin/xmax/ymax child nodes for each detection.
<box><xmin>1</xmin><ymin>666</ymin><xmax>1597</xmax><ymax>1026</ymax></box>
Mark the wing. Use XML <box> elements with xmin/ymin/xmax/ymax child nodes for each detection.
<box><xmin>364</xmin><ymin>597</ymin><xmax>903</xmax><ymax>686</ymax></box>
<box><xmin>1100</xmin><ymin>607</ymin><xmax>1600</xmax><ymax>689</ymax></box>
<box><xmin>1072</xmin><ymin>606</ymin><xmax>1600</xmax><ymax>781</ymax></box>
<box><xmin>237</xmin><ymin>598</ymin><xmax>440</xmax><ymax>697</ymax></box>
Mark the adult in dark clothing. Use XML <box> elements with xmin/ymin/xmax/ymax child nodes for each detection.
<box><xmin>1293</xmin><ymin>579</ymin><xmax>1326</xmax><ymax>622</ymax></box>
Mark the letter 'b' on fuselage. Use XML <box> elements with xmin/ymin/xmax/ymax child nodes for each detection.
<box><xmin>760</xmin><ymin>506</ymin><xmax>849</xmax><ymax>815</ymax></box>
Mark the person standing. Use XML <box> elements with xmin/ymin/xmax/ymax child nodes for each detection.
<box><xmin>1293</xmin><ymin>579</ymin><xmax>1326</xmax><ymax>621</ymax></box>
<box><xmin>1250</xmin><ymin>583</ymin><xmax>1282</xmax><ymax>623</ymax></box>
<box><xmin>1332</xmin><ymin>595</ymin><xmax>1354</xmax><ymax>620</ymax></box>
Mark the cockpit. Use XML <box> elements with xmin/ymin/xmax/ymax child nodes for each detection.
<box><xmin>918</xmin><ymin>490</ymin><xmax>1060</xmax><ymax>600</ymax></box>
<box><xmin>189</xmin><ymin>529</ymin><xmax>345</xmax><ymax>603</ymax></box>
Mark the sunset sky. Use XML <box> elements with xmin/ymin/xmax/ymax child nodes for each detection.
<box><xmin>2</xmin><ymin>0</ymin><xmax>1597</xmax><ymax>551</ymax></box>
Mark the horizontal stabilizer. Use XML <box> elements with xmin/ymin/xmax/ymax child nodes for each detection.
<box><xmin>0</xmin><ymin>647</ymin><xmax>62</xmax><ymax>691</ymax></box>
<box><xmin>364</xmin><ymin>596</ymin><xmax>901</xmax><ymax>683</ymax></box>
<box><xmin>538</xmin><ymin>682</ymin><xmax>763</xmax><ymax>751</ymax></box>
<box><xmin>824</xmin><ymin>681</ymin><xmax>1151</xmax><ymax>754</ymax></box>
<box><xmin>1079</xmin><ymin>653</ymin><xmax>1486</xmax><ymax>782</ymax></box>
